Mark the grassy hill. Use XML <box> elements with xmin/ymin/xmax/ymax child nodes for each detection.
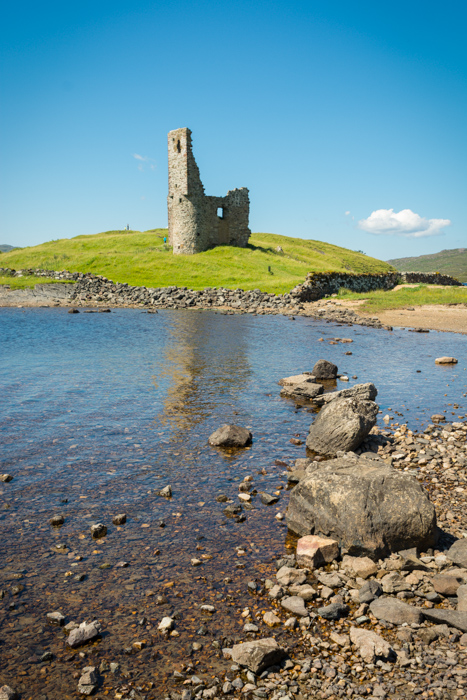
<box><xmin>388</xmin><ymin>248</ymin><xmax>467</xmax><ymax>283</ymax></box>
<box><xmin>0</xmin><ymin>228</ymin><xmax>394</xmax><ymax>294</ymax></box>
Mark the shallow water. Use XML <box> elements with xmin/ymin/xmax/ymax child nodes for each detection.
<box><xmin>0</xmin><ymin>308</ymin><xmax>466</xmax><ymax>697</ymax></box>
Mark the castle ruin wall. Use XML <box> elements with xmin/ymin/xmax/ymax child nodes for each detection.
<box><xmin>167</xmin><ymin>128</ymin><xmax>250</xmax><ymax>254</ymax></box>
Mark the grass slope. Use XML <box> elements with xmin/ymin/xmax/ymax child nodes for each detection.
<box><xmin>337</xmin><ymin>285</ymin><xmax>467</xmax><ymax>312</ymax></box>
<box><xmin>0</xmin><ymin>229</ymin><xmax>393</xmax><ymax>294</ymax></box>
<box><xmin>388</xmin><ymin>248</ymin><xmax>467</xmax><ymax>283</ymax></box>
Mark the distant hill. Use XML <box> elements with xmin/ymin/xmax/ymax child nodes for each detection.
<box><xmin>388</xmin><ymin>248</ymin><xmax>467</xmax><ymax>283</ymax></box>
<box><xmin>0</xmin><ymin>228</ymin><xmax>394</xmax><ymax>294</ymax></box>
<box><xmin>0</xmin><ymin>244</ymin><xmax>17</xmax><ymax>253</ymax></box>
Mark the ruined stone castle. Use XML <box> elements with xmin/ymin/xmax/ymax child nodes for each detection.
<box><xmin>167</xmin><ymin>128</ymin><xmax>251</xmax><ymax>255</ymax></box>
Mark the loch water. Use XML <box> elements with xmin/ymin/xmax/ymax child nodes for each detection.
<box><xmin>0</xmin><ymin>307</ymin><xmax>466</xmax><ymax>697</ymax></box>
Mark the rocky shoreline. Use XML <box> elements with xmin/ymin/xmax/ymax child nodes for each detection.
<box><xmin>2</xmin><ymin>372</ymin><xmax>467</xmax><ymax>700</ymax></box>
<box><xmin>0</xmin><ymin>270</ymin><xmax>389</xmax><ymax>330</ymax></box>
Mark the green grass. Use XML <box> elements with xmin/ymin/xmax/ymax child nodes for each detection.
<box><xmin>337</xmin><ymin>284</ymin><xmax>467</xmax><ymax>313</ymax></box>
<box><xmin>388</xmin><ymin>248</ymin><xmax>467</xmax><ymax>283</ymax></box>
<box><xmin>0</xmin><ymin>228</ymin><xmax>394</xmax><ymax>294</ymax></box>
<box><xmin>0</xmin><ymin>275</ymin><xmax>74</xmax><ymax>290</ymax></box>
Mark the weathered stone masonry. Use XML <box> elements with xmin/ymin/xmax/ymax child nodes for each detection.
<box><xmin>167</xmin><ymin>128</ymin><xmax>251</xmax><ymax>254</ymax></box>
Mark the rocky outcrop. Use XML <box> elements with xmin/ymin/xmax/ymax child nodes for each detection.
<box><xmin>286</xmin><ymin>454</ymin><xmax>437</xmax><ymax>558</ymax></box>
<box><xmin>306</xmin><ymin>397</ymin><xmax>378</xmax><ymax>455</ymax></box>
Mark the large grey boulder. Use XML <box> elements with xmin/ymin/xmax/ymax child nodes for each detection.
<box><xmin>312</xmin><ymin>359</ymin><xmax>338</xmax><ymax>379</ymax></box>
<box><xmin>306</xmin><ymin>397</ymin><xmax>378</xmax><ymax>456</ymax></box>
<box><xmin>230</xmin><ymin>638</ymin><xmax>286</xmax><ymax>674</ymax></box>
<box><xmin>286</xmin><ymin>455</ymin><xmax>437</xmax><ymax>558</ymax></box>
<box><xmin>208</xmin><ymin>425</ymin><xmax>252</xmax><ymax>448</ymax></box>
<box><xmin>314</xmin><ymin>382</ymin><xmax>378</xmax><ymax>406</ymax></box>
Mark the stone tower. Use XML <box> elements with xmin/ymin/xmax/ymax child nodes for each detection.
<box><xmin>167</xmin><ymin>128</ymin><xmax>251</xmax><ymax>255</ymax></box>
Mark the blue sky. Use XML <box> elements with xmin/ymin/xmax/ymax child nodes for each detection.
<box><xmin>1</xmin><ymin>0</ymin><xmax>466</xmax><ymax>261</ymax></box>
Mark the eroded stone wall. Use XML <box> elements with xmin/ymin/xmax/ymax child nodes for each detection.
<box><xmin>167</xmin><ymin>128</ymin><xmax>250</xmax><ymax>254</ymax></box>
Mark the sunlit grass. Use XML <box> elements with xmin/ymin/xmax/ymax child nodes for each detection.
<box><xmin>0</xmin><ymin>275</ymin><xmax>74</xmax><ymax>289</ymax></box>
<box><xmin>337</xmin><ymin>285</ymin><xmax>467</xmax><ymax>312</ymax></box>
<box><xmin>0</xmin><ymin>228</ymin><xmax>394</xmax><ymax>294</ymax></box>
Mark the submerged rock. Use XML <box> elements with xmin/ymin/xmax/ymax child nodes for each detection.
<box><xmin>67</xmin><ymin>620</ymin><xmax>102</xmax><ymax>648</ymax></box>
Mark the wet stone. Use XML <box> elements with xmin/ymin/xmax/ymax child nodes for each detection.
<box><xmin>50</xmin><ymin>514</ymin><xmax>64</xmax><ymax>526</ymax></box>
<box><xmin>112</xmin><ymin>513</ymin><xmax>127</xmax><ymax>525</ymax></box>
<box><xmin>90</xmin><ymin>523</ymin><xmax>107</xmax><ymax>539</ymax></box>
<box><xmin>47</xmin><ymin>611</ymin><xmax>65</xmax><ymax>626</ymax></box>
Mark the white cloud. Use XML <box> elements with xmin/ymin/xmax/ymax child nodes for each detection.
<box><xmin>345</xmin><ymin>210</ymin><xmax>351</xmax><ymax>216</ymax></box>
<box><xmin>133</xmin><ymin>153</ymin><xmax>146</xmax><ymax>161</ymax></box>
<box><xmin>358</xmin><ymin>208</ymin><xmax>451</xmax><ymax>238</ymax></box>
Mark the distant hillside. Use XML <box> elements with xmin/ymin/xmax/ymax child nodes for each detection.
<box><xmin>0</xmin><ymin>244</ymin><xmax>17</xmax><ymax>253</ymax></box>
<box><xmin>0</xmin><ymin>229</ymin><xmax>394</xmax><ymax>294</ymax></box>
<box><xmin>388</xmin><ymin>248</ymin><xmax>467</xmax><ymax>283</ymax></box>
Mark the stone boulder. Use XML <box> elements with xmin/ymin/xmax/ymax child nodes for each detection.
<box><xmin>230</xmin><ymin>638</ymin><xmax>286</xmax><ymax>674</ymax></box>
<box><xmin>306</xmin><ymin>397</ymin><xmax>378</xmax><ymax>456</ymax></box>
<box><xmin>370</xmin><ymin>597</ymin><xmax>423</xmax><ymax>625</ymax></box>
<box><xmin>312</xmin><ymin>359</ymin><xmax>338</xmax><ymax>379</ymax></box>
<box><xmin>286</xmin><ymin>455</ymin><xmax>437</xmax><ymax>558</ymax></box>
<box><xmin>314</xmin><ymin>382</ymin><xmax>378</xmax><ymax>406</ymax></box>
<box><xmin>208</xmin><ymin>425</ymin><xmax>252</xmax><ymax>448</ymax></box>
<box><xmin>296</xmin><ymin>535</ymin><xmax>339</xmax><ymax>568</ymax></box>
<box><xmin>67</xmin><ymin>620</ymin><xmax>102</xmax><ymax>648</ymax></box>
<box><xmin>278</xmin><ymin>373</ymin><xmax>315</xmax><ymax>386</ymax></box>
<box><xmin>435</xmin><ymin>357</ymin><xmax>458</xmax><ymax>365</ymax></box>
<box><xmin>280</xmin><ymin>382</ymin><xmax>323</xmax><ymax>400</ymax></box>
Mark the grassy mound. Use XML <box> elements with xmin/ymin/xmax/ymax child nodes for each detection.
<box><xmin>0</xmin><ymin>229</ymin><xmax>394</xmax><ymax>294</ymax></box>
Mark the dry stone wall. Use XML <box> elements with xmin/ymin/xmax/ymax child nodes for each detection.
<box><xmin>290</xmin><ymin>270</ymin><xmax>463</xmax><ymax>302</ymax></box>
<box><xmin>167</xmin><ymin>128</ymin><xmax>250</xmax><ymax>254</ymax></box>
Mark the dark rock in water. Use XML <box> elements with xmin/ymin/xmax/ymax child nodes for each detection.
<box><xmin>224</xmin><ymin>504</ymin><xmax>242</xmax><ymax>517</ymax></box>
<box><xmin>317</xmin><ymin>602</ymin><xmax>349</xmax><ymax>620</ymax></box>
<box><xmin>47</xmin><ymin>611</ymin><xmax>65</xmax><ymax>626</ymax></box>
<box><xmin>159</xmin><ymin>485</ymin><xmax>172</xmax><ymax>498</ymax></box>
<box><xmin>306</xmin><ymin>397</ymin><xmax>378</xmax><ymax>455</ymax></box>
<box><xmin>0</xmin><ymin>474</ymin><xmax>13</xmax><ymax>483</ymax></box>
<box><xmin>112</xmin><ymin>513</ymin><xmax>127</xmax><ymax>526</ymax></box>
<box><xmin>90</xmin><ymin>523</ymin><xmax>107</xmax><ymax>539</ymax></box>
<box><xmin>208</xmin><ymin>424</ymin><xmax>252</xmax><ymax>448</ymax></box>
<box><xmin>50</xmin><ymin>514</ymin><xmax>64</xmax><ymax>526</ymax></box>
<box><xmin>230</xmin><ymin>637</ymin><xmax>287</xmax><ymax>674</ymax></box>
<box><xmin>369</xmin><ymin>597</ymin><xmax>423</xmax><ymax>625</ymax></box>
<box><xmin>446</xmin><ymin>538</ymin><xmax>467</xmax><ymax>568</ymax></box>
<box><xmin>259</xmin><ymin>492</ymin><xmax>278</xmax><ymax>505</ymax></box>
<box><xmin>286</xmin><ymin>454</ymin><xmax>437</xmax><ymax>558</ymax></box>
<box><xmin>312</xmin><ymin>359</ymin><xmax>338</xmax><ymax>379</ymax></box>
<box><xmin>68</xmin><ymin>308</ymin><xmax>79</xmax><ymax>314</ymax></box>
<box><xmin>314</xmin><ymin>382</ymin><xmax>378</xmax><ymax>406</ymax></box>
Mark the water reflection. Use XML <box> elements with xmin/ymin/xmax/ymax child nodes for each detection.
<box><xmin>152</xmin><ymin>312</ymin><xmax>252</xmax><ymax>436</ymax></box>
